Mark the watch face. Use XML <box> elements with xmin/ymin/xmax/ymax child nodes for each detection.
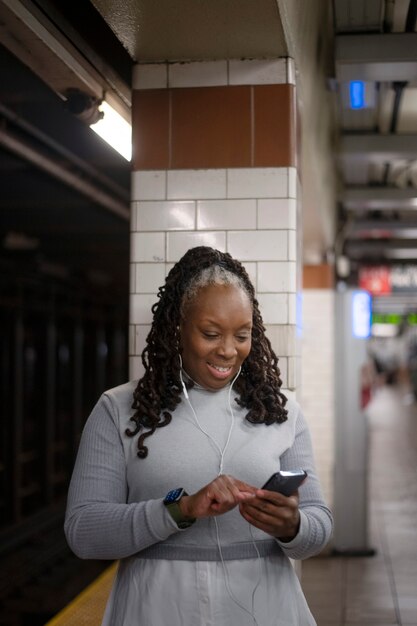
<box><xmin>164</xmin><ymin>488</ymin><xmax>184</xmax><ymax>504</ymax></box>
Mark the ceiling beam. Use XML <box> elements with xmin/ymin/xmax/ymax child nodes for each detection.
<box><xmin>346</xmin><ymin>239</ymin><xmax>417</xmax><ymax>254</ymax></box>
<box><xmin>348</xmin><ymin>222</ymin><xmax>417</xmax><ymax>241</ymax></box>
<box><xmin>336</xmin><ymin>33</ymin><xmax>417</xmax><ymax>81</ymax></box>
<box><xmin>343</xmin><ymin>187</ymin><xmax>417</xmax><ymax>210</ymax></box>
<box><xmin>340</xmin><ymin>134</ymin><xmax>417</xmax><ymax>161</ymax></box>
<box><xmin>333</xmin><ymin>0</ymin><xmax>385</xmax><ymax>32</ymax></box>
<box><xmin>0</xmin><ymin>126</ymin><xmax>129</xmax><ymax>220</ymax></box>
<box><xmin>347</xmin><ymin>239</ymin><xmax>417</xmax><ymax>249</ymax></box>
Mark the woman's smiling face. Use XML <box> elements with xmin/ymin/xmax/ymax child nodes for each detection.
<box><xmin>180</xmin><ymin>283</ymin><xmax>253</xmax><ymax>391</ymax></box>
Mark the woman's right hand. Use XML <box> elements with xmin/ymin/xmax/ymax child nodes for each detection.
<box><xmin>179</xmin><ymin>474</ymin><xmax>256</xmax><ymax>520</ymax></box>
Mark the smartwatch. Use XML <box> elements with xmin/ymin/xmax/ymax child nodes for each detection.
<box><xmin>163</xmin><ymin>488</ymin><xmax>196</xmax><ymax>529</ymax></box>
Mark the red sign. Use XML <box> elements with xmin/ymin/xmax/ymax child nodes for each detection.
<box><xmin>359</xmin><ymin>266</ymin><xmax>391</xmax><ymax>295</ymax></box>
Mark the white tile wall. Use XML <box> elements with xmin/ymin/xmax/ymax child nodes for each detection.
<box><xmin>129</xmin><ymin>263</ymin><xmax>136</xmax><ymax>294</ymax></box>
<box><xmin>288</xmin><ymin>230</ymin><xmax>297</xmax><ymax>261</ymax></box>
<box><xmin>135</xmin><ymin>263</ymin><xmax>167</xmax><ymax>293</ymax></box>
<box><xmin>257</xmin><ymin>262</ymin><xmax>296</xmax><ymax>293</ymax></box>
<box><xmin>130</xmin><ymin>356</ymin><xmax>144</xmax><ymax>381</ymax></box>
<box><xmin>197</xmin><ymin>200</ymin><xmax>256</xmax><ymax>230</ymax></box>
<box><xmin>132</xmin><ymin>64</ymin><xmax>168</xmax><ymax>89</ymax></box>
<box><xmin>135</xmin><ymin>324</ymin><xmax>152</xmax><ymax>355</ymax></box>
<box><xmin>169</xmin><ymin>61</ymin><xmax>228</xmax><ymax>87</ymax></box>
<box><xmin>132</xmin><ymin>171</ymin><xmax>166</xmax><ymax>201</ymax></box>
<box><xmin>129</xmin><ymin>166</ymin><xmax>302</xmax><ymax>409</ymax></box>
<box><xmin>288</xmin><ymin>167</ymin><xmax>297</xmax><ymax>199</ymax></box>
<box><xmin>288</xmin><ymin>293</ymin><xmax>297</xmax><ymax>324</ymax></box>
<box><xmin>241</xmin><ymin>262</ymin><xmax>257</xmax><ymax>289</ymax></box>
<box><xmin>228</xmin><ymin>230</ymin><xmax>288</xmax><ymax>261</ymax></box>
<box><xmin>129</xmin><ymin>324</ymin><xmax>135</xmax><ymax>355</ymax></box>
<box><xmin>287</xmin><ymin>356</ymin><xmax>298</xmax><ymax>389</ymax></box>
<box><xmin>167</xmin><ymin>231</ymin><xmax>226</xmax><ymax>262</ymax></box>
<box><xmin>301</xmin><ymin>290</ymin><xmax>335</xmax><ymax>507</ymax></box>
<box><xmin>265</xmin><ymin>324</ymin><xmax>297</xmax><ymax>357</ymax></box>
<box><xmin>228</xmin><ymin>59</ymin><xmax>287</xmax><ymax>85</ymax></box>
<box><xmin>257</xmin><ymin>293</ymin><xmax>288</xmax><ymax>324</ymax></box>
<box><xmin>167</xmin><ymin>170</ymin><xmax>226</xmax><ymax>200</ymax></box>
<box><xmin>227</xmin><ymin>168</ymin><xmax>288</xmax><ymax>199</ymax></box>
<box><xmin>134</xmin><ymin>201</ymin><xmax>196</xmax><ymax>231</ymax></box>
<box><xmin>133</xmin><ymin>58</ymin><xmax>292</xmax><ymax>90</ymax></box>
<box><xmin>258</xmin><ymin>199</ymin><xmax>296</xmax><ymax>229</ymax></box>
<box><xmin>130</xmin><ymin>232</ymin><xmax>165</xmax><ymax>262</ymax></box>
<box><xmin>130</xmin><ymin>294</ymin><xmax>158</xmax><ymax>324</ymax></box>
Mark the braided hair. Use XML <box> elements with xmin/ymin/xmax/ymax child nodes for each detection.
<box><xmin>127</xmin><ymin>247</ymin><xmax>288</xmax><ymax>458</ymax></box>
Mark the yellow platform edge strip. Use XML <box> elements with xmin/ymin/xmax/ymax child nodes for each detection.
<box><xmin>45</xmin><ymin>562</ymin><xmax>117</xmax><ymax>625</ymax></box>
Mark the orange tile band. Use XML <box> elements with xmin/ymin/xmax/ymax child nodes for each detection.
<box><xmin>132</xmin><ymin>84</ymin><xmax>296</xmax><ymax>171</ymax></box>
<box><xmin>303</xmin><ymin>265</ymin><xmax>334</xmax><ymax>289</ymax></box>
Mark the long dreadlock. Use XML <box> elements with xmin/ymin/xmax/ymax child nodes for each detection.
<box><xmin>126</xmin><ymin>247</ymin><xmax>288</xmax><ymax>458</ymax></box>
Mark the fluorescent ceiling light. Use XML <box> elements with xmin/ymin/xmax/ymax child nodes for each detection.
<box><xmin>90</xmin><ymin>101</ymin><xmax>132</xmax><ymax>161</ymax></box>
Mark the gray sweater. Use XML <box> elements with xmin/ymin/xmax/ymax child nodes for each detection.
<box><xmin>65</xmin><ymin>380</ymin><xmax>332</xmax><ymax>562</ymax></box>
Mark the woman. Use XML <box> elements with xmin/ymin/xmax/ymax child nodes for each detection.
<box><xmin>65</xmin><ymin>246</ymin><xmax>333</xmax><ymax>626</ymax></box>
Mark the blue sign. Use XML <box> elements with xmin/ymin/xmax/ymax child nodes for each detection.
<box><xmin>352</xmin><ymin>291</ymin><xmax>371</xmax><ymax>338</ymax></box>
<box><xmin>350</xmin><ymin>81</ymin><xmax>365</xmax><ymax>109</ymax></box>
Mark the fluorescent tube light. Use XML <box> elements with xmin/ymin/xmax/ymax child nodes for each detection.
<box><xmin>90</xmin><ymin>101</ymin><xmax>132</xmax><ymax>161</ymax></box>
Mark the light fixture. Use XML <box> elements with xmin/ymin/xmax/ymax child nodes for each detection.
<box><xmin>90</xmin><ymin>101</ymin><xmax>132</xmax><ymax>161</ymax></box>
<box><xmin>349</xmin><ymin>80</ymin><xmax>365</xmax><ymax>109</ymax></box>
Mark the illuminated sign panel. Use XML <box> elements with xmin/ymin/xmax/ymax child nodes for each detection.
<box><xmin>359</xmin><ymin>264</ymin><xmax>417</xmax><ymax>294</ymax></box>
<box><xmin>359</xmin><ymin>266</ymin><xmax>391</xmax><ymax>295</ymax></box>
<box><xmin>350</xmin><ymin>81</ymin><xmax>365</xmax><ymax>109</ymax></box>
<box><xmin>352</xmin><ymin>291</ymin><xmax>371</xmax><ymax>338</ymax></box>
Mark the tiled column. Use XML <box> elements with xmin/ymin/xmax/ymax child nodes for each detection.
<box><xmin>301</xmin><ymin>265</ymin><xmax>335</xmax><ymax>507</ymax></box>
<box><xmin>130</xmin><ymin>59</ymin><xmax>300</xmax><ymax>397</ymax></box>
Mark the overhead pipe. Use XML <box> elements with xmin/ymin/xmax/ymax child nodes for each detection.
<box><xmin>0</xmin><ymin>126</ymin><xmax>129</xmax><ymax>220</ymax></box>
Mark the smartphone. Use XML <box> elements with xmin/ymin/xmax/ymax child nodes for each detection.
<box><xmin>262</xmin><ymin>469</ymin><xmax>307</xmax><ymax>496</ymax></box>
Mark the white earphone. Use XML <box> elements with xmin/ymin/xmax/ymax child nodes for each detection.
<box><xmin>178</xmin><ymin>355</ymin><xmax>189</xmax><ymax>399</ymax></box>
<box><xmin>178</xmin><ymin>355</ymin><xmax>261</xmax><ymax>625</ymax></box>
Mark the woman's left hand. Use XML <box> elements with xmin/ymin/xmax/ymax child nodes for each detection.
<box><xmin>239</xmin><ymin>488</ymin><xmax>301</xmax><ymax>541</ymax></box>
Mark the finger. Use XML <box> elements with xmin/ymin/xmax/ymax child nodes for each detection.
<box><xmin>219</xmin><ymin>475</ymin><xmax>253</xmax><ymax>502</ymax></box>
<box><xmin>256</xmin><ymin>489</ymin><xmax>288</xmax><ymax>503</ymax></box>
<box><xmin>257</xmin><ymin>490</ymin><xmax>300</xmax><ymax>510</ymax></box>
<box><xmin>234</xmin><ymin>478</ymin><xmax>258</xmax><ymax>494</ymax></box>
<box><xmin>242</xmin><ymin>501</ymin><xmax>281</xmax><ymax>524</ymax></box>
<box><xmin>239</xmin><ymin>505</ymin><xmax>280</xmax><ymax>535</ymax></box>
<box><xmin>207</xmin><ymin>477</ymin><xmax>240</xmax><ymax>506</ymax></box>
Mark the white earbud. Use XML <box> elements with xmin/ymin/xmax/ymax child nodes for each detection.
<box><xmin>178</xmin><ymin>354</ymin><xmax>189</xmax><ymax>399</ymax></box>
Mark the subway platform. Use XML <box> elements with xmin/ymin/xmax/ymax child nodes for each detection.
<box><xmin>46</xmin><ymin>384</ymin><xmax>417</xmax><ymax>626</ymax></box>
<box><xmin>303</xmin><ymin>384</ymin><xmax>417</xmax><ymax>625</ymax></box>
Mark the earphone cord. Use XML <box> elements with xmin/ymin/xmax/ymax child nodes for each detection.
<box><xmin>213</xmin><ymin>517</ymin><xmax>261</xmax><ymax>626</ymax></box>
<box><xmin>180</xmin><ymin>366</ymin><xmax>238</xmax><ymax>474</ymax></box>
<box><xmin>179</xmin><ymin>365</ymin><xmax>262</xmax><ymax>625</ymax></box>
